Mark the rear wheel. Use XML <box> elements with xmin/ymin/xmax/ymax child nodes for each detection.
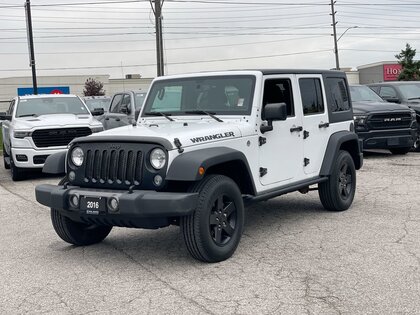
<box><xmin>319</xmin><ymin>150</ymin><xmax>356</xmax><ymax>211</ymax></box>
<box><xmin>3</xmin><ymin>144</ymin><xmax>10</xmax><ymax>170</ymax></box>
<box><xmin>390</xmin><ymin>147</ymin><xmax>410</xmax><ymax>155</ymax></box>
<box><xmin>51</xmin><ymin>177</ymin><xmax>112</xmax><ymax>246</ymax></box>
<box><xmin>181</xmin><ymin>175</ymin><xmax>244</xmax><ymax>263</ymax></box>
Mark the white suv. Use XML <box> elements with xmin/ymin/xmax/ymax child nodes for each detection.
<box><xmin>1</xmin><ymin>94</ymin><xmax>103</xmax><ymax>180</ymax></box>
<box><xmin>36</xmin><ymin>70</ymin><xmax>363</xmax><ymax>262</ymax></box>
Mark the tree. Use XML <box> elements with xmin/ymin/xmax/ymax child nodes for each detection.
<box><xmin>395</xmin><ymin>43</ymin><xmax>420</xmax><ymax>81</ymax></box>
<box><xmin>83</xmin><ymin>78</ymin><xmax>105</xmax><ymax>96</ymax></box>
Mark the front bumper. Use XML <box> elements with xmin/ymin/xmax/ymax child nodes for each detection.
<box><xmin>35</xmin><ymin>184</ymin><xmax>198</xmax><ymax>224</ymax></box>
<box><xmin>357</xmin><ymin>128</ymin><xmax>416</xmax><ymax>150</ymax></box>
<box><xmin>12</xmin><ymin>147</ymin><xmax>67</xmax><ymax>168</ymax></box>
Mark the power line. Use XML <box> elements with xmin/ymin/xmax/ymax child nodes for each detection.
<box><xmin>0</xmin><ymin>36</ymin><xmax>325</xmax><ymax>55</ymax></box>
<box><xmin>0</xmin><ymin>49</ymin><xmax>331</xmax><ymax>72</ymax></box>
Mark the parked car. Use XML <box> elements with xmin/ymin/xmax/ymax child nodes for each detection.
<box><xmin>368</xmin><ymin>82</ymin><xmax>420</xmax><ymax>150</ymax></box>
<box><xmin>0</xmin><ymin>94</ymin><xmax>104</xmax><ymax>181</ymax></box>
<box><xmin>350</xmin><ymin>85</ymin><xmax>417</xmax><ymax>155</ymax></box>
<box><xmin>82</xmin><ymin>96</ymin><xmax>111</xmax><ymax>113</ymax></box>
<box><xmin>97</xmin><ymin>90</ymin><xmax>147</xmax><ymax>130</ymax></box>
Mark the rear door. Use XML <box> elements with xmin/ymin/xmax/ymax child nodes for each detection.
<box><xmin>296</xmin><ymin>75</ymin><xmax>330</xmax><ymax>175</ymax></box>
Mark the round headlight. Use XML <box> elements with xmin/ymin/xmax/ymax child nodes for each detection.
<box><xmin>71</xmin><ymin>147</ymin><xmax>84</xmax><ymax>167</ymax></box>
<box><xmin>150</xmin><ymin>148</ymin><xmax>166</xmax><ymax>170</ymax></box>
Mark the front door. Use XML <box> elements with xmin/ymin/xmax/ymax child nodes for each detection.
<box><xmin>259</xmin><ymin>76</ymin><xmax>304</xmax><ymax>186</ymax></box>
<box><xmin>296</xmin><ymin>75</ymin><xmax>330</xmax><ymax>175</ymax></box>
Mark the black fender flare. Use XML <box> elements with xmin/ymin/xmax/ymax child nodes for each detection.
<box><xmin>320</xmin><ymin>131</ymin><xmax>363</xmax><ymax>176</ymax></box>
<box><xmin>43</xmin><ymin>151</ymin><xmax>66</xmax><ymax>174</ymax></box>
<box><xmin>166</xmin><ymin>147</ymin><xmax>255</xmax><ymax>192</ymax></box>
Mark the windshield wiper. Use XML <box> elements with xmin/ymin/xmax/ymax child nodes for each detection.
<box><xmin>18</xmin><ymin>114</ymin><xmax>38</xmax><ymax>118</ymax></box>
<box><xmin>184</xmin><ymin>110</ymin><xmax>223</xmax><ymax>122</ymax></box>
<box><xmin>144</xmin><ymin>111</ymin><xmax>174</xmax><ymax>121</ymax></box>
<box><xmin>408</xmin><ymin>97</ymin><xmax>420</xmax><ymax>100</ymax></box>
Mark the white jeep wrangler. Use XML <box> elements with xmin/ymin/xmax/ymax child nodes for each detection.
<box><xmin>35</xmin><ymin>70</ymin><xmax>363</xmax><ymax>262</ymax></box>
<box><xmin>0</xmin><ymin>94</ymin><xmax>103</xmax><ymax>181</ymax></box>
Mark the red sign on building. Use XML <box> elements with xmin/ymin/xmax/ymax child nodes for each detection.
<box><xmin>383</xmin><ymin>64</ymin><xmax>402</xmax><ymax>81</ymax></box>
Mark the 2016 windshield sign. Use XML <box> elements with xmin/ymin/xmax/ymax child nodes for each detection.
<box><xmin>190</xmin><ymin>132</ymin><xmax>235</xmax><ymax>143</ymax></box>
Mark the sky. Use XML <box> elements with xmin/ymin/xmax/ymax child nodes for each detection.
<box><xmin>0</xmin><ymin>0</ymin><xmax>420</xmax><ymax>80</ymax></box>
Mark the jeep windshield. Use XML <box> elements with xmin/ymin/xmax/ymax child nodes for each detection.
<box><xmin>16</xmin><ymin>97</ymin><xmax>89</xmax><ymax>118</ymax></box>
<box><xmin>141</xmin><ymin>75</ymin><xmax>255</xmax><ymax>117</ymax></box>
<box><xmin>350</xmin><ymin>85</ymin><xmax>385</xmax><ymax>102</ymax></box>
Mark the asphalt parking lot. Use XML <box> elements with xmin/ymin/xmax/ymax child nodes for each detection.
<box><xmin>0</xmin><ymin>151</ymin><xmax>419</xmax><ymax>314</ymax></box>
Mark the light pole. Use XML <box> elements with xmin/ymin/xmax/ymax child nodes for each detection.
<box><xmin>334</xmin><ymin>25</ymin><xmax>359</xmax><ymax>70</ymax></box>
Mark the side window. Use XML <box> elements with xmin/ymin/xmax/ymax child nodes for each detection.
<box><xmin>119</xmin><ymin>94</ymin><xmax>131</xmax><ymax>113</ymax></box>
<box><xmin>299</xmin><ymin>78</ymin><xmax>324</xmax><ymax>115</ymax></box>
<box><xmin>379</xmin><ymin>86</ymin><xmax>397</xmax><ymax>98</ymax></box>
<box><xmin>109</xmin><ymin>94</ymin><xmax>123</xmax><ymax>113</ymax></box>
<box><xmin>7</xmin><ymin>100</ymin><xmax>15</xmax><ymax>115</ymax></box>
<box><xmin>263</xmin><ymin>79</ymin><xmax>294</xmax><ymax>116</ymax></box>
<box><xmin>327</xmin><ymin>78</ymin><xmax>350</xmax><ymax>112</ymax></box>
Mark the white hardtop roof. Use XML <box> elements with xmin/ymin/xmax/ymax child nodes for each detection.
<box><xmin>18</xmin><ymin>94</ymin><xmax>79</xmax><ymax>100</ymax></box>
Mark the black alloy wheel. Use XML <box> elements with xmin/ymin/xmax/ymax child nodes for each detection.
<box><xmin>338</xmin><ymin>161</ymin><xmax>353</xmax><ymax>200</ymax></box>
<box><xmin>209</xmin><ymin>195</ymin><xmax>237</xmax><ymax>246</ymax></box>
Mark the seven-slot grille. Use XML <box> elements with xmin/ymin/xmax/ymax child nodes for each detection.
<box><xmin>32</xmin><ymin>127</ymin><xmax>92</xmax><ymax>148</ymax></box>
<box><xmin>84</xmin><ymin>149</ymin><xmax>143</xmax><ymax>185</ymax></box>
<box><xmin>368</xmin><ymin>112</ymin><xmax>412</xmax><ymax>130</ymax></box>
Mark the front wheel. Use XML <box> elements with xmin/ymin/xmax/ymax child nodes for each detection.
<box><xmin>390</xmin><ymin>147</ymin><xmax>411</xmax><ymax>155</ymax></box>
<box><xmin>10</xmin><ymin>153</ymin><xmax>24</xmax><ymax>181</ymax></box>
<box><xmin>3</xmin><ymin>145</ymin><xmax>10</xmax><ymax>170</ymax></box>
<box><xmin>181</xmin><ymin>175</ymin><xmax>245</xmax><ymax>263</ymax></box>
<box><xmin>319</xmin><ymin>150</ymin><xmax>356</xmax><ymax>211</ymax></box>
<box><xmin>51</xmin><ymin>177</ymin><xmax>112</xmax><ymax>246</ymax></box>
<box><xmin>412</xmin><ymin>135</ymin><xmax>420</xmax><ymax>152</ymax></box>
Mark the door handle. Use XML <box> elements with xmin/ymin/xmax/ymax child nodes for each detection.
<box><xmin>318</xmin><ymin>122</ymin><xmax>330</xmax><ymax>128</ymax></box>
<box><xmin>290</xmin><ymin>126</ymin><xmax>303</xmax><ymax>133</ymax></box>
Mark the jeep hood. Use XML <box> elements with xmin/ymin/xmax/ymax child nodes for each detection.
<box><xmin>74</xmin><ymin>120</ymin><xmax>244</xmax><ymax>150</ymax></box>
<box><xmin>352</xmin><ymin>101</ymin><xmax>411</xmax><ymax>114</ymax></box>
<box><xmin>15</xmin><ymin>114</ymin><xmax>101</xmax><ymax>130</ymax></box>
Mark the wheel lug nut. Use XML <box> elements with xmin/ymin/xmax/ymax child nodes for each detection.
<box><xmin>222</xmin><ymin>222</ymin><xmax>226</xmax><ymax>227</ymax></box>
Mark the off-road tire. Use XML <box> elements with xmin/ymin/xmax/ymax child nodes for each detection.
<box><xmin>51</xmin><ymin>177</ymin><xmax>112</xmax><ymax>246</ymax></box>
<box><xmin>180</xmin><ymin>175</ymin><xmax>244</xmax><ymax>263</ymax></box>
<box><xmin>319</xmin><ymin>150</ymin><xmax>356</xmax><ymax>211</ymax></box>
<box><xmin>3</xmin><ymin>144</ymin><xmax>10</xmax><ymax>170</ymax></box>
<box><xmin>390</xmin><ymin>147</ymin><xmax>410</xmax><ymax>155</ymax></box>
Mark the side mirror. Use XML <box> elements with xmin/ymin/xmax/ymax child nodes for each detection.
<box><xmin>264</xmin><ymin>103</ymin><xmax>288</xmax><ymax>121</ymax></box>
<box><xmin>382</xmin><ymin>96</ymin><xmax>400</xmax><ymax>103</ymax></box>
<box><xmin>260</xmin><ymin>103</ymin><xmax>288</xmax><ymax>134</ymax></box>
<box><xmin>91</xmin><ymin>108</ymin><xmax>104</xmax><ymax>116</ymax></box>
<box><xmin>0</xmin><ymin>112</ymin><xmax>12</xmax><ymax>121</ymax></box>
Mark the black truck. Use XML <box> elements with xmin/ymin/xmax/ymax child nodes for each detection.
<box><xmin>350</xmin><ymin>85</ymin><xmax>417</xmax><ymax>154</ymax></box>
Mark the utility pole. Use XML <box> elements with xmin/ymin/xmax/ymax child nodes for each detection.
<box><xmin>25</xmin><ymin>0</ymin><xmax>38</xmax><ymax>94</ymax></box>
<box><xmin>330</xmin><ymin>0</ymin><xmax>340</xmax><ymax>70</ymax></box>
<box><xmin>150</xmin><ymin>0</ymin><xmax>164</xmax><ymax>76</ymax></box>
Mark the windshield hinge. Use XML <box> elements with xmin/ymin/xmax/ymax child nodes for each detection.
<box><xmin>259</xmin><ymin>136</ymin><xmax>266</xmax><ymax>146</ymax></box>
<box><xmin>174</xmin><ymin>138</ymin><xmax>184</xmax><ymax>153</ymax></box>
